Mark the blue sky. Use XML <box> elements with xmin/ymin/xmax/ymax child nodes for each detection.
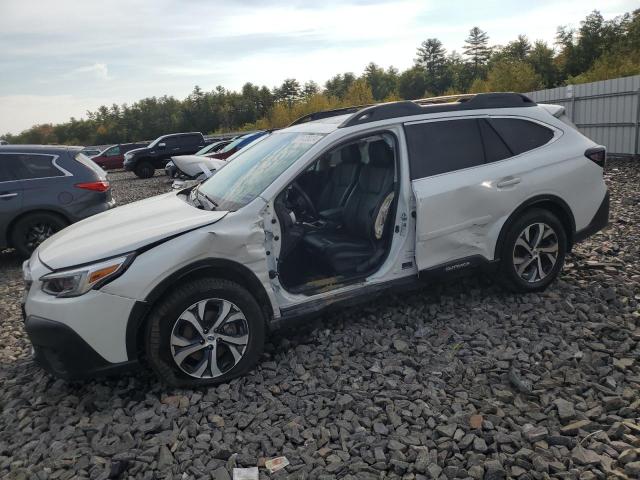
<box><xmin>1</xmin><ymin>0</ymin><xmax>636</xmax><ymax>134</ymax></box>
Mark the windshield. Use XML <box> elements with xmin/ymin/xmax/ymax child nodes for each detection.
<box><xmin>198</xmin><ymin>132</ymin><xmax>324</xmax><ymax>211</ymax></box>
<box><xmin>196</xmin><ymin>142</ymin><xmax>218</xmax><ymax>155</ymax></box>
<box><xmin>220</xmin><ymin>133</ymin><xmax>258</xmax><ymax>153</ymax></box>
<box><xmin>147</xmin><ymin>136</ymin><xmax>163</xmax><ymax>149</ymax></box>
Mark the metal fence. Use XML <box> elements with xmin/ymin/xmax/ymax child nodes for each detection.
<box><xmin>527</xmin><ymin>75</ymin><xmax>640</xmax><ymax>156</ymax></box>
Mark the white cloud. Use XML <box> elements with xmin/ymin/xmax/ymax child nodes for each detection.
<box><xmin>67</xmin><ymin>63</ymin><xmax>111</xmax><ymax>81</ymax></box>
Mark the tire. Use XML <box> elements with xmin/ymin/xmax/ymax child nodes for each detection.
<box><xmin>145</xmin><ymin>278</ymin><xmax>265</xmax><ymax>387</ymax></box>
<box><xmin>134</xmin><ymin>161</ymin><xmax>154</xmax><ymax>179</ymax></box>
<box><xmin>10</xmin><ymin>212</ymin><xmax>68</xmax><ymax>258</ymax></box>
<box><xmin>497</xmin><ymin>208</ymin><xmax>567</xmax><ymax>293</ymax></box>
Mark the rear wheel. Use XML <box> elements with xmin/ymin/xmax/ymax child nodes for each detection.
<box><xmin>10</xmin><ymin>212</ymin><xmax>68</xmax><ymax>258</ymax></box>
<box><xmin>134</xmin><ymin>161</ymin><xmax>154</xmax><ymax>178</ymax></box>
<box><xmin>145</xmin><ymin>278</ymin><xmax>265</xmax><ymax>387</ymax></box>
<box><xmin>498</xmin><ymin>209</ymin><xmax>566</xmax><ymax>292</ymax></box>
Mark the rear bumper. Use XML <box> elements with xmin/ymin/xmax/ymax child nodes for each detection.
<box><xmin>24</xmin><ymin>315</ymin><xmax>138</xmax><ymax>380</ymax></box>
<box><xmin>574</xmin><ymin>190</ymin><xmax>609</xmax><ymax>243</ymax></box>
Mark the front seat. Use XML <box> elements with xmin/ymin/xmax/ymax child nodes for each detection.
<box><xmin>304</xmin><ymin>140</ymin><xmax>395</xmax><ymax>275</ymax></box>
<box><xmin>316</xmin><ymin>144</ymin><xmax>361</xmax><ymax>213</ymax></box>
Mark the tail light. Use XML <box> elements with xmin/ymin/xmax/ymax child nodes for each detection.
<box><xmin>585</xmin><ymin>147</ymin><xmax>606</xmax><ymax>170</ymax></box>
<box><xmin>75</xmin><ymin>181</ymin><xmax>110</xmax><ymax>192</ymax></box>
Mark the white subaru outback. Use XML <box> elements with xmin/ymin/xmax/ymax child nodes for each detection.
<box><xmin>22</xmin><ymin>93</ymin><xmax>609</xmax><ymax>386</ymax></box>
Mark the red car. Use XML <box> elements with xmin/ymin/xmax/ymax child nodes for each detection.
<box><xmin>91</xmin><ymin>143</ymin><xmax>147</xmax><ymax>170</ymax></box>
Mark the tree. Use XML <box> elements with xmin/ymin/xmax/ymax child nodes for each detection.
<box><xmin>398</xmin><ymin>66</ymin><xmax>428</xmax><ymax>99</ymax></box>
<box><xmin>498</xmin><ymin>35</ymin><xmax>531</xmax><ymax>62</ymax></box>
<box><xmin>471</xmin><ymin>59</ymin><xmax>543</xmax><ymax>93</ymax></box>
<box><xmin>324</xmin><ymin>72</ymin><xmax>356</xmax><ymax>99</ymax></box>
<box><xmin>415</xmin><ymin>38</ymin><xmax>449</xmax><ymax>94</ymax></box>
<box><xmin>527</xmin><ymin>41</ymin><xmax>559</xmax><ymax>88</ymax></box>
<box><xmin>363</xmin><ymin>62</ymin><xmax>398</xmax><ymax>101</ymax></box>
<box><xmin>463</xmin><ymin>27</ymin><xmax>491</xmax><ymax>75</ymax></box>
<box><xmin>343</xmin><ymin>79</ymin><xmax>374</xmax><ymax>105</ymax></box>
<box><xmin>274</xmin><ymin>78</ymin><xmax>301</xmax><ymax>107</ymax></box>
<box><xmin>302</xmin><ymin>81</ymin><xmax>319</xmax><ymax>98</ymax></box>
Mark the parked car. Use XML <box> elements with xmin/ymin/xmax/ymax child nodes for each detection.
<box><xmin>81</xmin><ymin>146</ymin><xmax>103</xmax><ymax>157</ymax></box>
<box><xmin>208</xmin><ymin>131</ymin><xmax>268</xmax><ymax>160</ymax></box>
<box><xmin>0</xmin><ymin>139</ymin><xmax>8</xmax><ymax>145</ymax></box>
<box><xmin>164</xmin><ymin>140</ymin><xmax>233</xmax><ymax>179</ymax></box>
<box><xmin>22</xmin><ymin>93</ymin><xmax>609</xmax><ymax>385</ymax></box>
<box><xmin>1</xmin><ymin>145</ymin><xmax>114</xmax><ymax>257</ymax></box>
<box><xmin>91</xmin><ymin>143</ymin><xmax>148</xmax><ymax>170</ymax></box>
<box><xmin>123</xmin><ymin>132</ymin><xmax>208</xmax><ymax>178</ymax></box>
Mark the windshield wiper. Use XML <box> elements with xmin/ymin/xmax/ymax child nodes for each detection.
<box><xmin>195</xmin><ymin>185</ymin><xmax>218</xmax><ymax>210</ymax></box>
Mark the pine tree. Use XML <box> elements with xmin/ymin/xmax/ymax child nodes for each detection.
<box><xmin>463</xmin><ymin>27</ymin><xmax>491</xmax><ymax>75</ymax></box>
<box><xmin>416</xmin><ymin>38</ymin><xmax>447</xmax><ymax>77</ymax></box>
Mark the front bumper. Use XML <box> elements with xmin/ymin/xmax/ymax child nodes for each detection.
<box><xmin>25</xmin><ymin>315</ymin><xmax>138</xmax><ymax>380</ymax></box>
<box><xmin>574</xmin><ymin>190</ymin><xmax>609</xmax><ymax>243</ymax></box>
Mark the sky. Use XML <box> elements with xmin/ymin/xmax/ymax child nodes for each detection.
<box><xmin>1</xmin><ymin>0</ymin><xmax>637</xmax><ymax>135</ymax></box>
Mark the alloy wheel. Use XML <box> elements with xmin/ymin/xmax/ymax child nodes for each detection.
<box><xmin>25</xmin><ymin>223</ymin><xmax>55</xmax><ymax>251</ymax></box>
<box><xmin>170</xmin><ymin>298</ymin><xmax>249</xmax><ymax>379</ymax></box>
<box><xmin>512</xmin><ymin>222</ymin><xmax>559</xmax><ymax>283</ymax></box>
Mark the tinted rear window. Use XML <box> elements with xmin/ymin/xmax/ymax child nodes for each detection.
<box><xmin>405</xmin><ymin>119</ymin><xmax>484</xmax><ymax>179</ymax></box>
<box><xmin>488</xmin><ymin>118</ymin><xmax>554</xmax><ymax>155</ymax></box>
<box><xmin>0</xmin><ymin>153</ymin><xmax>64</xmax><ymax>180</ymax></box>
<box><xmin>75</xmin><ymin>152</ymin><xmax>107</xmax><ymax>179</ymax></box>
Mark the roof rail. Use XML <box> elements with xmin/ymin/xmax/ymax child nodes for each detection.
<box><xmin>288</xmin><ymin>105</ymin><xmax>372</xmax><ymax>127</ymax></box>
<box><xmin>338</xmin><ymin>92</ymin><xmax>536</xmax><ymax>128</ymax></box>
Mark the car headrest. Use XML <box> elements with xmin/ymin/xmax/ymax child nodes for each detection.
<box><xmin>341</xmin><ymin>144</ymin><xmax>361</xmax><ymax>164</ymax></box>
<box><xmin>368</xmin><ymin>140</ymin><xmax>393</xmax><ymax>167</ymax></box>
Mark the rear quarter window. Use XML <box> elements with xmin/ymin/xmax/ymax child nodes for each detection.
<box><xmin>1</xmin><ymin>153</ymin><xmax>64</xmax><ymax>180</ymax></box>
<box><xmin>488</xmin><ymin>118</ymin><xmax>554</xmax><ymax>155</ymax></box>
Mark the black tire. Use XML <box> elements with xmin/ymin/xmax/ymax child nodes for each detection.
<box><xmin>134</xmin><ymin>160</ymin><xmax>154</xmax><ymax>179</ymax></box>
<box><xmin>145</xmin><ymin>278</ymin><xmax>265</xmax><ymax>387</ymax></box>
<box><xmin>10</xmin><ymin>212</ymin><xmax>68</xmax><ymax>258</ymax></box>
<box><xmin>497</xmin><ymin>208</ymin><xmax>567</xmax><ymax>293</ymax></box>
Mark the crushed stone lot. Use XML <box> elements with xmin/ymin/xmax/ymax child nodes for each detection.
<box><xmin>1</xmin><ymin>164</ymin><xmax>639</xmax><ymax>480</ymax></box>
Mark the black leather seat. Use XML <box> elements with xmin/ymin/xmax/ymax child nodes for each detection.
<box><xmin>316</xmin><ymin>144</ymin><xmax>360</xmax><ymax>212</ymax></box>
<box><xmin>304</xmin><ymin>140</ymin><xmax>395</xmax><ymax>275</ymax></box>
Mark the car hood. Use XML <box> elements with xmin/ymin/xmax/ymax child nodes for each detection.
<box><xmin>38</xmin><ymin>191</ymin><xmax>227</xmax><ymax>269</ymax></box>
<box><xmin>171</xmin><ymin>155</ymin><xmax>226</xmax><ymax>176</ymax></box>
<box><xmin>126</xmin><ymin>147</ymin><xmax>149</xmax><ymax>156</ymax></box>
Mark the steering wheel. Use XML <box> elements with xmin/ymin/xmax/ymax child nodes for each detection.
<box><xmin>290</xmin><ymin>182</ymin><xmax>318</xmax><ymax>220</ymax></box>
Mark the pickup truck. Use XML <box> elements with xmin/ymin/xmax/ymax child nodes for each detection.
<box><xmin>123</xmin><ymin>132</ymin><xmax>208</xmax><ymax>178</ymax></box>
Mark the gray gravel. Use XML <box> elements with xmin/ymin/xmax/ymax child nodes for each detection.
<box><xmin>1</xmin><ymin>163</ymin><xmax>639</xmax><ymax>480</ymax></box>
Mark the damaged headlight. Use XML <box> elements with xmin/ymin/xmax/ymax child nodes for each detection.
<box><xmin>40</xmin><ymin>254</ymin><xmax>134</xmax><ymax>298</ymax></box>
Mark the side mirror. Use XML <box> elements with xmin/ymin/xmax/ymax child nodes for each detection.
<box><xmin>158</xmin><ymin>142</ymin><xmax>166</xmax><ymax>149</ymax></box>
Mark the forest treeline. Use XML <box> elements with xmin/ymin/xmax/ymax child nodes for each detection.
<box><xmin>4</xmin><ymin>9</ymin><xmax>639</xmax><ymax>146</ymax></box>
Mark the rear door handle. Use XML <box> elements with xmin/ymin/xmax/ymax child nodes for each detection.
<box><xmin>497</xmin><ymin>177</ymin><xmax>521</xmax><ymax>188</ymax></box>
<box><xmin>0</xmin><ymin>192</ymin><xmax>18</xmax><ymax>199</ymax></box>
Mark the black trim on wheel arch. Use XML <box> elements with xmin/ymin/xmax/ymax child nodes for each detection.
<box><xmin>494</xmin><ymin>194</ymin><xmax>576</xmax><ymax>261</ymax></box>
<box><xmin>125</xmin><ymin>258</ymin><xmax>273</xmax><ymax>360</ymax></box>
<box><xmin>574</xmin><ymin>190</ymin><xmax>609</xmax><ymax>243</ymax></box>
<box><xmin>25</xmin><ymin>315</ymin><xmax>138</xmax><ymax>380</ymax></box>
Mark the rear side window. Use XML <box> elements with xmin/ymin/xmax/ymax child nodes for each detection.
<box><xmin>405</xmin><ymin>119</ymin><xmax>484</xmax><ymax>179</ymax></box>
<box><xmin>2</xmin><ymin>153</ymin><xmax>64</xmax><ymax>180</ymax></box>
<box><xmin>488</xmin><ymin>118</ymin><xmax>554</xmax><ymax>155</ymax></box>
<box><xmin>105</xmin><ymin>146</ymin><xmax>120</xmax><ymax>156</ymax></box>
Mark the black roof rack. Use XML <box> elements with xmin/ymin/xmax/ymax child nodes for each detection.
<box><xmin>288</xmin><ymin>105</ymin><xmax>373</xmax><ymax>127</ymax></box>
<box><xmin>338</xmin><ymin>92</ymin><xmax>536</xmax><ymax>128</ymax></box>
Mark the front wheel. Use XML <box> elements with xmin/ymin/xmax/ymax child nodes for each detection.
<box><xmin>145</xmin><ymin>278</ymin><xmax>265</xmax><ymax>387</ymax></box>
<box><xmin>134</xmin><ymin>161</ymin><xmax>155</xmax><ymax>179</ymax></box>
<box><xmin>498</xmin><ymin>209</ymin><xmax>567</xmax><ymax>293</ymax></box>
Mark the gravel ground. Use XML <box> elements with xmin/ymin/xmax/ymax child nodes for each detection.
<box><xmin>1</xmin><ymin>164</ymin><xmax>639</xmax><ymax>480</ymax></box>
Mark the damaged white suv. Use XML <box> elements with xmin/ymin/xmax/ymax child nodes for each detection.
<box><xmin>22</xmin><ymin>93</ymin><xmax>609</xmax><ymax>386</ymax></box>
